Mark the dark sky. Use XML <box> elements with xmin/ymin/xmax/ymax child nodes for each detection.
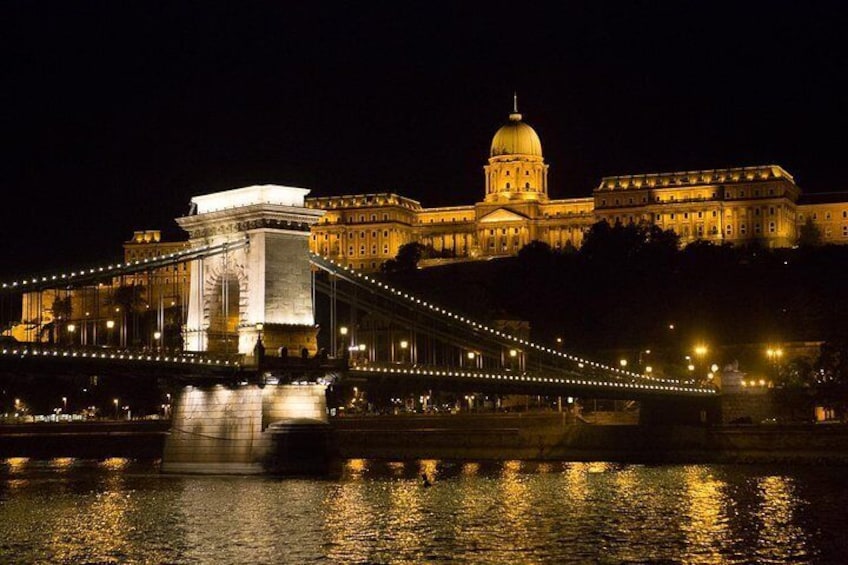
<box><xmin>3</xmin><ymin>1</ymin><xmax>847</xmax><ymax>277</ymax></box>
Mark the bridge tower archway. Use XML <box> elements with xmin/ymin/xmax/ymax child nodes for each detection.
<box><xmin>176</xmin><ymin>185</ymin><xmax>325</xmax><ymax>356</ymax></box>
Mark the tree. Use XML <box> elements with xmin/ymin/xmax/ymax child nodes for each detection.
<box><xmin>381</xmin><ymin>242</ymin><xmax>425</xmax><ymax>273</ymax></box>
<box><xmin>797</xmin><ymin>217</ymin><xmax>823</xmax><ymax>248</ymax></box>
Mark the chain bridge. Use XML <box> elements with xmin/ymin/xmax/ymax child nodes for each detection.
<box><xmin>0</xmin><ymin>185</ymin><xmax>717</xmax><ymax>473</ymax></box>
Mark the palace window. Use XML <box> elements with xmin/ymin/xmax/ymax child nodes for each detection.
<box><xmin>505</xmin><ymin>170</ymin><xmax>510</xmax><ymax>176</ymax></box>
<box><xmin>506</xmin><ymin>183</ymin><xmax>511</xmax><ymax>189</ymax></box>
<box><xmin>712</xmin><ymin>211</ymin><xmax>717</xmax><ymax>217</ymax></box>
<box><xmin>655</xmin><ymin>214</ymin><xmax>661</xmax><ymax>221</ymax></box>
<box><xmin>740</xmin><ymin>190</ymin><xmax>745</xmax><ymax>198</ymax></box>
<box><xmin>383</xmin><ymin>230</ymin><xmax>388</xmax><ymax>237</ymax></box>
<box><xmin>383</xmin><ymin>214</ymin><xmax>388</xmax><ymax>221</ymax></box>
<box><xmin>826</xmin><ymin>228</ymin><xmax>833</xmax><ymax>238</ymax></box>
<box><xmin>348</xmin><ymin>246</ymin><xmax>354</xmax><ymax>255</ymax></box>
<box><xmin>359</xmin><ymin>215</ymin><xmax>365</xmax><ymax>222</ymax></box>
<box><xmin>371</xmin><ymin>214</ymin><xmax>376</xmax><ymax>221</ymax></box>
<box><xmin>684</xmin><ymin>213</ymin><xmax>689</xmax><ymax>219</ymax></box>
<box><xmin>526</xmin><ymin>170</ymin><xmax>530</xmax><ymax>175</ymax></box>
<box><xmin>740</xmin><ymin>224</ymin><xmax>747</xmax><ymax>235</ymax></box>
<box><xmin>826</xmin><ymin>212</ymin><xmax>832</xmax><ymax>220</ymax></box>
<box><xmin>813</xmin><ymin>213</ymin><xmax>818</xmax><ymax>220</ymax></box>
<box><xmin>755</xmin><ymin>209</ymin><xmax>760</xmax><ymax>216</ymax></box>
<box><xmin>769</xmin><ymin>222</ymin><xmax>776</xmax><ymax>233</ymax></box>
<box><xmin>755</xmin><ymin>224</ymin><xmax>761</xmax><ymax>234</ymax></box>
<box><xmin>726</xmin><ymin>225</ymin><xmax>733</xmax><ymax>235</ymax></box>
<box><xmin>843</xmin><ymin>226</ymin><xmax>848</xmax><ymax>237</ymax></box>
<box><xmin>371</xmin><ymin>245</ymin><xmax>377</xmax><ymax>254</ymax></box>
<box><xmin>670</xmin><ymin>213</ymin><xmax>675</xmax><ymax>220</ymax></box>
<box><xmin>525</xmin><ymin>183</ymin><xmax>530</xmax><ymax>189</ymax></box>
<box><xmin>601</xmin><ymin>199</ymin><xmax>607</xmax><ymax>206</ymax></box>
<box><xmin>359</xmin><ymin>245</ymin><xmax>365</xmax><ymax>255</ymax></box>
<box><xmin>770</xmin><ymin>207</ymin><xmax>776</xmax><ymax>216</ymax></box>
<box><xmin>843</xmin><ymin>210</ymin><xmax>847</xmax><ymax>219</ymax></box>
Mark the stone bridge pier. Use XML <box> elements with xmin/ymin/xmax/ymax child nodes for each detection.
<box><xmin>163</xmin><ymin>185</ymin><xmax>332</xmax><ymax>474</ymax></box>
<box><xmin>161</xmin><ymin>383</ymin><xmax>332</xmax><ymax>475</ymax></box>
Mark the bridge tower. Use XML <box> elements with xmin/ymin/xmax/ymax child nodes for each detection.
<box><xmin>162</xmin><ymin>185</ymin><xmax>331</xmax><ymax>475</ymax></box>
<box><xmin>175</xmin><ymin>185</ymin><xmax>324</xmax><ymax>356</ymax></box>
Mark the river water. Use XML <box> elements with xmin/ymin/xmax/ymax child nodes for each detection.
<box><xmin>1</xmin><ymin>458</ymin><xmax>846</xmax><ymax>564</ymax></box>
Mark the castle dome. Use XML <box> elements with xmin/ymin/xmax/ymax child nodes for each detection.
<box><xmin>490</xmin><ymin>111</ymin><xmax>543</xmax><ymax>158</ymax></box>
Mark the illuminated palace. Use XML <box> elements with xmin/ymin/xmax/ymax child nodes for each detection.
<box><xmin>305</xmin><ymin>105</ymin><xmax>848</xmax><ymax>271</ymax></box>
<box><xmin>10</xmin><ymin>105</ymin><xmax>848</xmax><ymax>345</ymax></box>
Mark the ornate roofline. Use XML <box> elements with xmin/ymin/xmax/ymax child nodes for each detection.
<box><xmin>597</xmin><ymin>165</ymin><xmax>795</xmax><ymax>191</ymax></box>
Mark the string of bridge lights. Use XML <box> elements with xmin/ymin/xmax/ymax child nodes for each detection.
<box><xmin>312</xmin><ymin>253</ymin><xmax>715</xmax><ymax>394</ymax></box>
<box><xmin>0</xmin><ymin>238</ymin><xmax>249</xmax><ymax>290</ymax></box>
<box><xmin>0</xmin><ymin>346</ymin><xmax>238</xmax><ymax>367</ymax></box>
<box><xmin>349</xmin><ymin>364</ymin><xmax>715</xmax><ymax>396</ymax></box>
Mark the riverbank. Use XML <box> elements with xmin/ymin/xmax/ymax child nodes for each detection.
<box><xmin>331</xmin><ymin>413</ymin><xmax>848</xmax><ymax>465</ymax></box>
<box><xmin>1</xmin><ymin>415</ymin><xmax>847</xmax><ymax>464</ymax></box>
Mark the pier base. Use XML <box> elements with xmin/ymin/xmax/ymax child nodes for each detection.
<box><xmin>161</xmin><ymin>383</ymin><xmax>328</xmax><ymax>474</ymax></box>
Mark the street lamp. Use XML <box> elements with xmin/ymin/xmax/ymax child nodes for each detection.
<box><xmin>619</xmin><ymin>358</ymin><xmax>628</xmax><ymax>369</ymax></box>
<box><xmin>62</xmin><ymin>396</ymin><xmax>67</xmax><ymax>412</ymax></box>
<box><xmin>153</xmin><ymin>331</ymin><xmax>162</xmax><ymax>352</ymax></box>
<box><xmin>693</xmin><ymin>345</ymin><xmax>708</xmax><ymax>377</ymax></box>
<box><xmin>766</xmin><ymin>347</ymin><xmax>783</xmax><ymax>380</ymax></box>
<box><xmin>113</xmin><ymin>398</ymin><xmax>119</xmax><ymax>420</ymax></box>
<box><xmin>339</xmin><ymin>326</ymin><xmax>349</xmax><ymax>357</ymax></box>
<box><xmin>67</xmin><ymin>323</ymin><xmax>76</xmax><ymax>346</ymax></box>
<box><xmin>399</xmin><ymin>339</ymin><xmax>409</xmax><ymax>363</ymax></box>
<box><xmin>106</xmin><ymin>320</ymin><xmax>115</xmax><ymax>347</ymax></box>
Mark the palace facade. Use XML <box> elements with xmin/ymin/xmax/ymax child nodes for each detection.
<box><xmin>305</xmin><ymin>107</ymin><xmax>848</xmax><ymax>271</ymax></box>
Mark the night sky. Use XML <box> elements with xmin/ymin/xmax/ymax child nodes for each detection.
<box><xmin>3</xmin><ymin>1</ymin><xmax>847</xmax><ymax>277</ymax></box>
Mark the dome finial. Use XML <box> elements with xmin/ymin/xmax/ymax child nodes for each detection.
<box><xmin>509</xmin><ymin>92</ymin><xmax>522</xmax><ymax>122</ymax></box>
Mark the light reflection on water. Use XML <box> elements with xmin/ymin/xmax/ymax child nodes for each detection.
<box><xmin>0</xmin><ymin>458</ymin><xmax>846</xmax><ymax>564</ymax></box>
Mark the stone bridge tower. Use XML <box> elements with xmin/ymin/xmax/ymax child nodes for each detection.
<box><xmin>176</xmin><ymin>185</ymin><xmax>325</xmax><ymax>356</ymax></box>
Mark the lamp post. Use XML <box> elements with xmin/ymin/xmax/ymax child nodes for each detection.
<box><xmin>67</xmin><ymin>323</ymin><xmax>76</xmax><ymax>347</ymax></box>
<box><xmin>399</xmin><ymin>339</ymin><xmax>409</xmax><ymax>364</ymax></box>
<box><xmin>106</xmin><ymin>320</ymin><xmax>115</xmax><ymax>347</ymax></box>
<box><xmin>113</xmin><ymin>398</ymin><xmax>119</xmax><ymax>420</ymax></box>
<box><xmin>339</xmin><ymin>326</ymin><xmax>348</xmax><ymax>358</ymax></box>
<box><xmin>62</xmin><ymin>396</ymin><xmax>67</xmax><ymax>413</ymax></box>
<box><xmin>153</xmin><ymin>331</ymin><xmax>162</xmax><ymax>352</ymax></box>
<box><xmin>766</xmin><ymin>347</ymin><xmax>783</xmax><ymax>381</ymax></box>
<box><xmin>694</xmin><ymin>344</ymin><xmax>707</xmax><ymax>375</ymax></box>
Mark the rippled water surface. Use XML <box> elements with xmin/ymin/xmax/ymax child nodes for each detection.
<box><xmin>1</xmin><ymin>458</ymin><xmax>846</xmax><ymax>564</ymax></box>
